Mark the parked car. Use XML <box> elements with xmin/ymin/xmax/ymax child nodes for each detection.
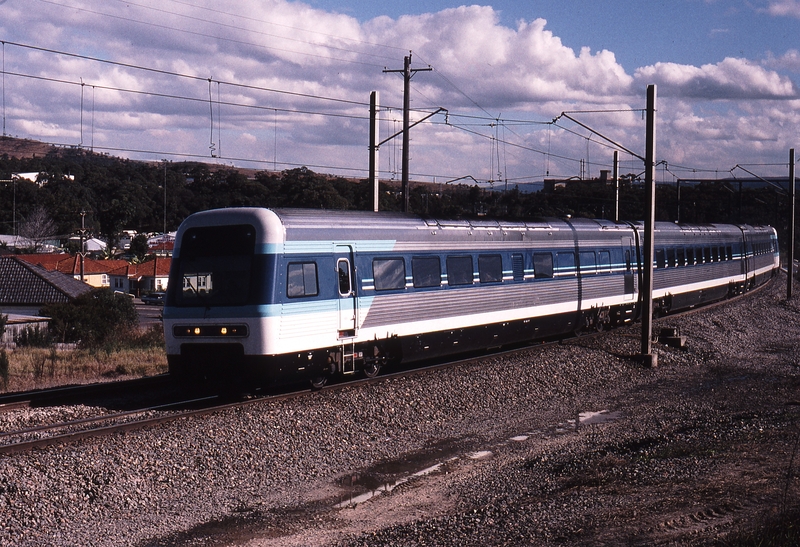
<box><xmin>141</xmin><ymin>292</ymin><xmax>165</xmax><ymax>305</ymax></box>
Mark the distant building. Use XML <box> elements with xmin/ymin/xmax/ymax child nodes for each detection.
<box><xmin>108</xmin><ymin>257</ymin><xmax>171</xmax><ymax>296</ymax></box>
<box><xmin>16</xmin><ymin>254</ymin><xmax>128</xmax><ymax>289</ymax></box>
<box><xmin>0</xmin><ymin>255</ymin><xmax>92</xmax><ymax>316</ymax></box>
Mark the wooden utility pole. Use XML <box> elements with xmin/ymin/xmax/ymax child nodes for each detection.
<box><xmin>384</xmin><ymin>54</ymin><xmax>431</xmax><ymax>213</ymax></box>
<box><xmin>640</xmin><ymin>84</ymin><xmax>657</xmax><ymax>367</ymax></box>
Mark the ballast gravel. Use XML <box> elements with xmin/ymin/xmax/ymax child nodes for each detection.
<box><xmin>1</xmin><ymin>274</ymin><xmax>799</xmax><ymax>546</ymax></box>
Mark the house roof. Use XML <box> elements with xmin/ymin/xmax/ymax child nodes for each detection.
<box><xmin>0</xmin><ymin>256</ymin><xmax>92</xmax><ymax>305</ymax></box>
<box><xmin>17</xmin><ymin>254</ymin><xmax>129</xmax><ymax>276</ymax></box>
<box><xmin>108</xmin><ymin>257</ymin><xmax>171</xmax><ymax>279</ymax></box>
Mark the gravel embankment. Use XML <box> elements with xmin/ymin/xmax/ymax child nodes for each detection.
<box><xmin>1</xmin><ymin>274</ymin><xmax>799</xmax><ymax>546</ymax></box>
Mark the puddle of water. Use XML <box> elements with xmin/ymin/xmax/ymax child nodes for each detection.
<box><xmin>335</xmin><ymin>458</ymin><xmax>458</xmax><ymax>509</ymax></box>
<box><xmin>579</xmin><ymin>410</ymin><xmax>623</xmax><ymax>425</ymax></box>
<box><xmin>336</xmin><ymin>411</ymin><xmax>622</xmax><ymax>509</ymax></box>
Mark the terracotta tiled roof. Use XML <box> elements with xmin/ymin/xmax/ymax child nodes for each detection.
<box><xmin>109</xmin><ymin>257</ymin><xmax>172</xmax><ymax>279</ymax></box>
<box><xmin>16</xmin><ymin>254</ymin><xmax>131</xmax><ymax>276</ymax></box>
<box><xmin>0</xmin><ymin>256</ymin><xmax>92</xmax><ymax>305</ymax></box>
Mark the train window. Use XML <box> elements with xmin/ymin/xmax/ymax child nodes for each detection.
<box><xmin>625</xmin><ymin>250</ymin><xmax>632</xmax><ymax>271</ymax></box>
<box><xmin>337</xmin><ymin>259</ymin><xmax>352</xmax><ymax>296</ymax></box>
<box><xmin>556</xmin><ymin>252</ymin><xmax>576</xmax><ymax>277</ymax></box>
<box><xmin>677</xmin><ymin>248</ymin><xmax>686</xmax><ymax>267</ymax></box>
<box><xmin>287</xmin><ymin>262</ymin><xmax>318</xmax><ymax>298</ymax></box>
<box><xmin>533</xmin><ymin>252</ymin><xmax>553</xmax><ymax>279</ymax></box>
<box><xmin>511</xmin><ymin>254</ymin><xmax>524</xmax><ymax>281</ymax></box>
<box><xmin>478</xmin><ymin>254</ymin><xmax>503</xmax><ymax>283</ymax></box>
<box><xmin>579</xmin><ymin>251</ymin><xmax>596</xmax><ymax>275</ymax></box>
<box><xmin>667</xmin><ymin>248</ymin><xmax>676</xmax><ymax>268</ymax></box>
<box><xmin>704</xmin><ymin>247</ymin><xmax>711</xmax><ymax>263</ymax></box>
<box><xmin>412</xmin><ymin>257</ymin><xmax>441</xmax><ymax>288</ymax></box>
<box><xmin>686</xmin><ymin>248</ymin><xmax>695</xmax><ymax>265</ymax></box>
<box><xmin>598</xmin><ymin>251</ymin><xmax>612</xmax><ymax>273</ymax></box>
<box><xmin>713</xmin><ymin>247</ymin><xmax>720</xmax><ymax>262</ymax></box>
<box><xmin>373</xmin><ymin>258</ymin><xmax>406</xmax><ymax>291</ymax></box>
<box><xmin>446</xmin><ymin>256</ymin><xmax>474</xmax><ymax>286</ymax></box>
<box><xmin>655</xmin><ymin>249</ymin><xmax>665</xmax><ymax>269</ymax></box>
<box><xmin>727</xmin><ymin>246</ymin><xmax>733</xmax><ymax>260</ymax></box>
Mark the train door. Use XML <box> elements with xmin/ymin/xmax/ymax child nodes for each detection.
<box><xmin>335</xmin><ymin>244</ymin><xmax>357</xmax><ymax>375</ymax></box>
<box><xmin>622</xmin><ymin>237</ymin><xmax>635</xmax><ymax>301</ymax></box>
<box><xmin>335</xmin><ymin>245</ymin><xmax>357</xmax><ymax>336</ymax></box>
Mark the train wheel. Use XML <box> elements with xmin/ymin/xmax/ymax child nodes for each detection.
<box><xmin>363</xmin><ymin>362</ymin><xmax>381</xmax><ymax>378</ymax></box>
<box><xmin>310</xmin><ymin>376</ymin><xmax>328</xmax><ymax>389</ymax></box>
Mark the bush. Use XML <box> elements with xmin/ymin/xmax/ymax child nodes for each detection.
<box><xmin>41</xmin><ymin>288</ymin><xmax>139</xmax><ymax>349</ymax></box>
<box><xmin>0</xmin><ymin>349</ymin><xmax>8</xmax><ymax>389</ymax></box>
<box><xmin>15</xmin><ymin>325</ymin><xmax>53</xmax><ymax>348</ymax></box>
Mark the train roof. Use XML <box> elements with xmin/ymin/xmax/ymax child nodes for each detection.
<box><xmin>174</xmin><ymin>208</ymin><xmax>775</xmax><ymax>253</ymax></box>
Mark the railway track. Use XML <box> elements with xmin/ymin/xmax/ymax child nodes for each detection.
<box><xmin>0</xmin><ymin>277</ymin><xmax>775</xmax><ymax>457</ymax></box>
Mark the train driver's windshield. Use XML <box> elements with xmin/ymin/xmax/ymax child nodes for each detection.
<box><xmin>172</xmin><ymin>224</ymin><xmax>256</xmax><ymax>307</ymax></box>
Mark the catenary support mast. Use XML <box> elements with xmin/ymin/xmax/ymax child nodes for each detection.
<box><xmin>384</xmin><ymin>54</ymin><xmax>431</xmax><ymax>213</ymax></box>
<box><xmin>641</xmin><ymin>85</ymin><xmax>657</xmax><ymax>367</ymax></box>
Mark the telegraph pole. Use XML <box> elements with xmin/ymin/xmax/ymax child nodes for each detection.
<box><xmin>78</xmin><ymin>211</ymin><xmax>88</xmax><ymax>282</ymax></box>
<box><xmin>384</xmin><ymin>54</ymin><xmax>432</xmax><ymax>213</ymax></box>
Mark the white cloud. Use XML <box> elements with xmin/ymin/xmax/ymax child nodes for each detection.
<box><xmin>0</xmin><ymin>0</ymin><xmax>798</xmax><ymax>181</ymax></box>
<box><xmin>766</xmin><ymin>0</ymin><xmax>800</xmax><ymax>18</ymax></box>
<box><xmin>764</xmin><ymin>49</ymin><xmax>800</xmax><ymax>73</ymax></box>
<box><xmin>635</xmin><ymin>58</ymin><xmax>797</xmax><ymax>99</ymax></box>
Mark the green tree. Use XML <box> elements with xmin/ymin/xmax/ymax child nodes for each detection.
<box><xmin>42</xmin><ymin>289</ymin><xmax>138</xmax><ymax>348</ymax></box>
<box><xmin>130</xmin><ymin>234</ymin><xmax>149</xmax><ymax>262</ymax></box>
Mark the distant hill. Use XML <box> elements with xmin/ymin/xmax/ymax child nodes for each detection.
<box><xmin>0</xmin><ymin>136</ymin><xmax>63</xmax><ymax>159</ymax></box>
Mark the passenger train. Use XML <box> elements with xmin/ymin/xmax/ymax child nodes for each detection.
<box><xmin>163</xmin><ymin>208</ymin><xmax>779</xmax><ymax>387</ymax></box>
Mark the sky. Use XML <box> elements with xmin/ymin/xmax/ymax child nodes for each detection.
<box><xmin>0</xmin><ymin>0</ymin><xmax>799</xmax><ymax>187</ymax></box>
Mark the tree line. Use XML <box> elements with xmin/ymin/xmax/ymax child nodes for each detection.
<box><xmin>0</xmin><ymin>146</ymin><xmax>795</xmax><ymax>255</ymax></box>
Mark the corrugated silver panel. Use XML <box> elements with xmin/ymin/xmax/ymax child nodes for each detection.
<box><xmin>360</xmin><ymin>281</ymin><xmax>579</xmax><ymax>328</ymax></box>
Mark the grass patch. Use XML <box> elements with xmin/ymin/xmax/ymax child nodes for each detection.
<box><xmin>0</xmin><ymin>326</ymin><xmax>167</xmax><ymax>392</ymax></box>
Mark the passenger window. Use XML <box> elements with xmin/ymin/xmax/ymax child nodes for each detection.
<box><xmin>727</xmin><ymin>246</ymin><xmax>733</xmax><ymax>261</ymax></box>
<box><xmin>533</xmin><ymin>252</ymin><xmax>553</xmax><ymax>279</ymax></box>
<box><xmin>655</xmin><ymin>249</ymin><xmax>665</xmax><ymax>269</ymax></box>
<box><xmin>478</xmin><ymin>254</ymin><xmax>503</xmax><ymax>283</ymax></box>
<box><xmin>667</xmin><ymin>248</ymin><xmax>676</xmax><ymax>268</ymax></box>
<box><xmin>287</xmin><ymin>262</ymin><xmax>318</xmax><ymax>298</ymax></box>
<box><xmin>511</xmin><ymin>253</ymin><xmax>524</xmax><ymax>281</ymax></box>
<box><xmin>579</xmin><ymin>251</ymin><xmax>596</xmax><ymax>275</ymax></box>
<box><xmin>446</xmin><ymin>256</ymin><xmax>474</xmax><ymax>286</ymax></box>
<box><xmin>556</xmin><ymin>252</ymin><xmax>576</xmax><ymax>276</ymax></box>
<box><xmin>337</xmin><ymin>259</ymin><xmax>351</xmax><ymax>296</ymax></box>
<box><xmin>412</xmin><ymin>257</ymin><xmax>441</xmax><ymax>288</ymax></box>
<box><xmin>598</xmin><ymin>251</ymin><xmax>611</xmax><ymax>273</ymax></box>
<box><xmin>373</xmin><ymin>258</ymin><xmax>406</xmax><ymax>290</ymax></box>
<box><xmin>677</xmin><ymin>248</ymin><xmax>686</xmax><ymax>267</ymax></box>
<box><xmin>686</xmin><ymin>248</ymin><xmax>695</xmax><ymax>265</ymax></box>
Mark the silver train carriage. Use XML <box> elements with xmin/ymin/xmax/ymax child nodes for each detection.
<box><xmin>163</xmin><ymin>208</ymin><xmax>779</xmax><ymax>386</ymax></box>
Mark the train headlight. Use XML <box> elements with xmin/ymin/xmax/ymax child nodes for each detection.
<box><xmin>173</xmin><ymin>325</ymin><xmax>249</xmax><ymax>338</ymax></box>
